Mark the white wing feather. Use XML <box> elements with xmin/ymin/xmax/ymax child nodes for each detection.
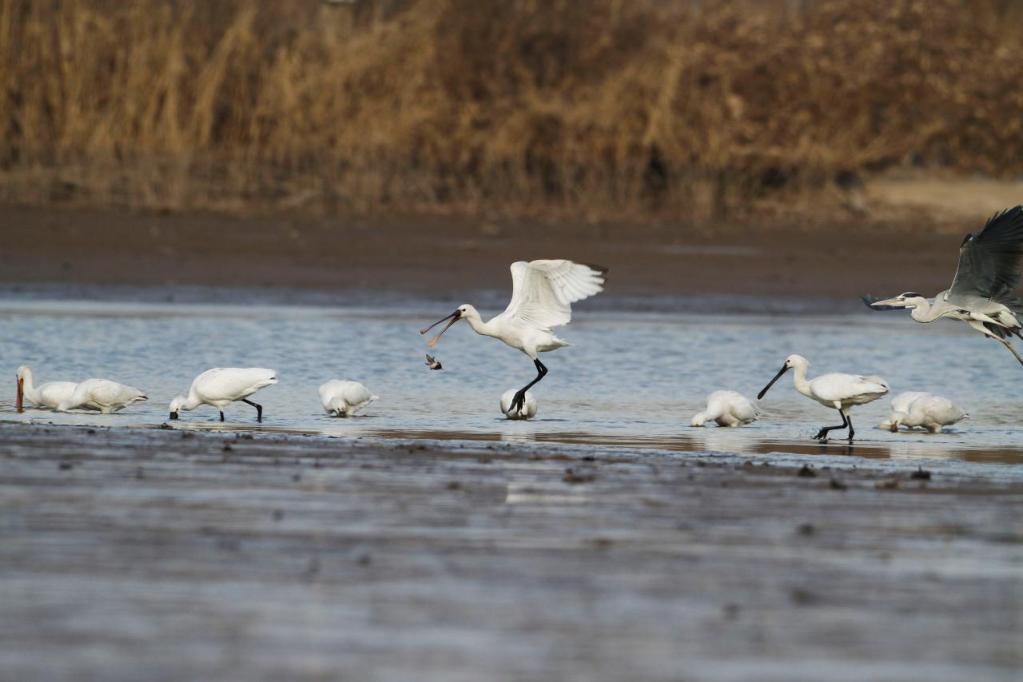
<box><xmin>193</xmin><ymin>368</ymin><xmax>277</xmax><ymax>401</ymax></box>
<box><xmin>502</xmin><ymin>260</ymin><xmax>606</xmax><ymax>330</ymax></box>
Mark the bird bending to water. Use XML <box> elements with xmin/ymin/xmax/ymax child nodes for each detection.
<box><xmin>758</xmin><ymin>354</ymin><xmax>888</xmax><ymax>442</ymax></box>
<box><xmin>56</xmin><ymin>378</ymin><xmax>147</xmax><ymax>413</ymax></box>
<box><xmin>16</xmin><ymin>366</ymin><xmax>77</xmax><ymax>412</ymax></box>
<box><xmin>880</xmin><ymin>392</ymin><xmax>967</xmax><ymax>433</ymax></box>
<box><xmin>690</xmin><ymin>390</ymin><xmax>758</xmax><ymax>427</ymax></box>
<box><xmin>319</xmin><ymin>380</ymin><xmax>378</xmax><ymax>417</ymax></box>
<box><xmin>169</xmin><ymin>368</ymin><xmax>277</xmax><ymax>422</ymax></box>
<box><xmin>421</xmin><ymin>259</ymin><xmax>606</xmax><ymax>416</ymax></box>
<box><xmin>500</xmin><ymin>388</ymin><xmax>537</xmax><ymax>420</ymax></box>
<box><xmin>866</xmin><ymin>206</ymin><xmax>1023</xmax><ymax>366</ymax></box>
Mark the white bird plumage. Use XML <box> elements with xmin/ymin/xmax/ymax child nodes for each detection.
<box><xmin>500</xmin><ymin>388</ymin><xmax>537</xmax><ymax>420</ymax></box>
<box><xmin>690</xmin><ymin>390</ymin><xmax>758</xmax><ymax>427</ymax></box>
<box><xmin>56</xmin><ymin>378</ymin><xmax>147</xmax><ymax>413</ymax></box>
<box><xmin>758</xmin><ymin>354</ymin><xmax>889</xmax><ymax>441</ymax></box>
<box><xmin>880</xmin><ymin>392</ymin><xmax>968</xmax><ymax>433</ymax></box>
<box><xmin>169</xmin><ymin>367</ymin><xmax>277</xmax><ymax>422</ymax></box>
<box><xmin>421</xmin><ymin>259</ymin><xmax>606</xmax><ymax>416</ymax></box>
<box><xmin>319</xmin><ymin>380</ymin><xmax>378</xmax><ymax>417</ymax></box>
<box><xmin>15</xmin><ymin>366</ymin><xmax>77</xmax><ymax>411</ymax></box>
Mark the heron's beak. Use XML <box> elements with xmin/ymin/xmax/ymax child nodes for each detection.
<box><xmin>420</xmin><ymin>310</ymin><xmax>461</xmax><ymax>348</ymax></box>
<box><xmin>169</xmin><ymin>411</ymin><xmax>179</xmax><ymax>420</ymax></box>
<box><xmin>16</xmin><ymin>377</ymin><xmax>23</xmax><ymax>413</ymax></box>
<box><xmin>864</xmin><ymin>295</ymin><xmax>904</xmax><ymax>311</ymax></box>
<box><xmin>758</xmin><ymin>365</ymin><xmax>789</xmax><ymax>400</ymax></box>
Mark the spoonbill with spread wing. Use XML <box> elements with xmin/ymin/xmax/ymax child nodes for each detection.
<box><xmin>16</xmin><ymin>366</ymin><xmax>77</xmax><ymax>412</ymax></box>
<box><xmin>866</xmin><ymin>206</ymin><xmax>1023</xmax><ymax>366</ymax></box>
<box><xmin>169</xmin><ymin>368</ymin><xmax>277</xmax><ymax>422</ymax></box>
<box><xmin>56</xmin><ymin>378</ymin><xmax>147</xmax><ymax>413</ymax></box>
<box><xmin>758</xmin><ymin>354</ymin><xmax>888</xmax><ymax>442</ymax></box>
<box><xmin>421</xmin><ymin>260</ymin><xmax>606</xmax><ymax>416</ymax></box>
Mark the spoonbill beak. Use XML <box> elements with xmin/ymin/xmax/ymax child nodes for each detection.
<box><xmin>16</xmin><ymin>376</ymin><xmax>23</xmax><ymax>413</ymax></box>
<box><xmin>863</xmin><ymin>295</ymin><xmax>903</xmax><ymax>311</ymax></box>
<box><xmin>758</xmin><ymin>364</ymin><xmax>790</xmax><ymax>400</ymax></box>
<box><xmin>420</xmin><ymin>310</ymin><xmax>462</xmax><ymax>348</ymax></box>
<box><xmin>168</xmin><ymin>411</ymin><xmax>179</xmax><ymax>420</ymax></box>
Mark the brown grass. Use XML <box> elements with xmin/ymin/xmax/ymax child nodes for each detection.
<box><xmin>1</xmin><ymin>0</ymin><xmax>1022</xmax><ymax>221</ymax></box>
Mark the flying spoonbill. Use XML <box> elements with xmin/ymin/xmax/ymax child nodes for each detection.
<box><xmin>500</xmin><ymin>388</ymin><xmax>537</xmax><ymax>419</ymax></box>
<box><xmin>56</xmin><ymin>378</ymin><xmax>147</xmax><ymax>413</ymax></box>
<box><xmin>758</xmin><ymin>354</ymin><xmax>888</xmax><ymax>442</ymax></box>
<box><xmin>15</xmin><ymin>366</ymin><xmax>77</xmax><ymax>412</ymax></box>
<box><xmin>866</xmin><ymin>206</ymin><xmax>1023</xmax><ymax>366</ymax></box>
<box><xmin>690</xmin><ymin>390</ymin><xmax>758</xmax><ymax>427</ymax></box>
<box><xmin>319</xmin><ymin>380</ymin><xmax>378</xmax><ymax>417</ymax></box>
<box><xmin>880</xmin><ymin>392</ymin><xmax>967</xmax><ymax>433</ymax></box>
<box><xmin>169</xmin><ymin>368</ymin><xmax>277</xmax><ymax>422</ymax></box>
<box><xmin>420</xmin><ymin>260</ymin><xmax>606</xmax><ymax>415</ymax></box>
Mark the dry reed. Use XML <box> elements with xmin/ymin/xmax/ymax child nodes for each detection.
<box><xmin>1</xmin><ymin>0</ymin><xmax>1021</xmax><ymax>220</ymax></box>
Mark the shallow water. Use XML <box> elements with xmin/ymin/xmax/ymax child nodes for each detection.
<box><xmin>1</xmin><ymin>296</ymin><xmax>1021</xmax><ymax>465</ymax></box>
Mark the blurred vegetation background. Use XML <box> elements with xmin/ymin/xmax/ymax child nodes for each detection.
<box><xmin>1</xmin><ymin>0</ymin><xmax>1021</xmax><ymax>223</ymax></box>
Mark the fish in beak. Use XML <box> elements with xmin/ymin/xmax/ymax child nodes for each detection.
<box><xmin>420</xmin><ymin>310</ymin><xmax>462</xmax><ymax>348</ymax></box>
<box><xmin>16</xmin><ymin>376</ymin><xmax>23</xmax><ymax>413</ymax></box>
<box><xmin>758</xmin><ymin>364</ymin><xmax>790</xmax><ymax>400</ymax></box>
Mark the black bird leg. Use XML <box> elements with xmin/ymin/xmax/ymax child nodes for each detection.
<box><xmin>242</xmin><ymin>398</ymin><xmax>263</xmax><ymax>423</ymax></box>
<box><xmin>509</xmin><ymin>359</ymin><xmax>547</xmax><ymax>415</ymax></box>
<box><xmin>813</xmin><ymin>409</ymin><xmax>850</xmax><ymax>441</ymax></box>
<box><xmin>219</xmin><ymin>411</ymin><xmax>225</xmax><ymax>422</ymax></box>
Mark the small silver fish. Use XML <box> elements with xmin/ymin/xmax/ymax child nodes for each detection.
<box><xmin>425</xmin><ymin>354</ymin><xmax>443</xmax><ymax>370</ymax></box>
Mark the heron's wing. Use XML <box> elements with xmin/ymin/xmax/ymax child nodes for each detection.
<box><xmin>503</xmin><ymin>260</ymin><xmax>606</xmax><ymax>329</ymax></box>
<box><xmin>947</xmin><ymin>206</ymin><xmax>1023</xmax><ymax>301</ymax></box>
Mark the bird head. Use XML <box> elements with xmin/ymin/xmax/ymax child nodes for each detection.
<box><xmin>420</xmin><ymin>304</ymin><xmax>477</xmax><ymax>347</ymax></box>
<box><xmin>168</xmin><ymin>395</ymin><xmax>185</xmax><ymax>420</ymax></box>
<box><xmin>869</xmin><ymin>292</ymin><xmax>926</xmax><ymax>310</ymax></box>
<box><xmin>758</xmin><ymin>354</ymin><xmax>809</xmax><ymax>400</ymax></box>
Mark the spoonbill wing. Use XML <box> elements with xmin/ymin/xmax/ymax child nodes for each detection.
<box><xmin>810</xmin><ymin>373</ymin><xmax>888</xmax><ymax>403</ymax></box>
<box><xmin>502</xmin><ymin>260</ymin><xmax>606</xmax><ymax>330</ymax></box>
<box><xmin>193</xmin><ymin>367</ymin><xmax>277</xmax><ymax>401</ymax></box>
<box><xmin>947</xmin><ymin>206</ymin><xmax>1023</xmax><ymax>302</ymax></box>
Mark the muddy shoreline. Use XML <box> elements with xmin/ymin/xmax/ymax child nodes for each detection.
<box><xmin>1</xmin><ymin>206</ymin><xmax>966</xmax><ymax>308</ymax></box>
<box><xmin>1</xmin><ymin>422</ymin><xmax>1020</xmax><ymax>681</ymax></box>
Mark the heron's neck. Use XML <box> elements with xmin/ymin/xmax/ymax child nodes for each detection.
<box><xmin>791</xmin><ymin>365</ymin><xmax>813</xmax><ymax>398</ymax></box>
<box><xmin>465</xmin><ymin>314</ymin><xmax>499</xmax><ymax>338</ymax></box>
<box><xmin>910</xmin><ymin>299</ymin><xmax>941</xmax><ymax>322</ymax></box>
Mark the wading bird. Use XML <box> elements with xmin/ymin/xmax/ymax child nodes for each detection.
<box><xmin>690</xmin><ymin>390</ymin><xmax>758</xmax><ymax>427</ymax></box>
<box><xmin>15</xmin><ymin>366</ymin><xmax>77</xmax><ymax>412</ymax></box>
<box><xmin>500</xmin><ymin>388</ymin><xmax>537</xmax><ymax>420</ymax></box>
<box><xmin>866</xmin><ymin>206</ymin><xmax>1023</xmax><ymax>366</ymax></box>
<box><xmin>758</xmin><ymin>354</ymin><xmax>888</xmax><ymax>442</ymax></box>
<box><xmin>880</xmin><ymin>392</ymin><xmax>967</xmax><ymax>433</ymax></box>
<box><xmin>56</xmin><ymin>378</ymin><xmax>147</xmax><ymax>413</ymax></box>
<box><xmin>319</xmin><ymin>380</ymin><xmax>377</xmax><ymax>417</ymax></box>
<box><xmin>169</xmin><ymin>367</ymin><xmax>277</xmax><ymax>422</ymax></box>
<box><xmin>421</xmin><ymin>260</ymin><xmax>606</xmax><ymax>416</ymax></box>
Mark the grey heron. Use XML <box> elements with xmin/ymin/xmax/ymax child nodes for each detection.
<box><xmin>865</xmin><ymin>206</ymin><xmax>1023</xmax><ymax>366</ymax></box>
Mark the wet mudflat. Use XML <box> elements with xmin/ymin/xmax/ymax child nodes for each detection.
<box><xmin>1</xmin><ymin>422</ymin><xmax>1020</xmax><ymax>682</ymax></box>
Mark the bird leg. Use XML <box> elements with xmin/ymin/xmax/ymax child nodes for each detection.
<box><xmin>813</xmin><ymin>409</ymin><xmax>849</xmax><ymax>442</ymax></box>
<box><xmin>508</xmin><ymin>359</ymin><xmax>547</xmax><ymax>415</ymax></box>
<box><xmin>242</xmin><ymin>398</ymin><xmax>263</xmax><ymax>423</ymax></box>
<box><xmin>219</xmin><ymin>411</ymin><xmax>225</xmax><ymax>422</ymax></box>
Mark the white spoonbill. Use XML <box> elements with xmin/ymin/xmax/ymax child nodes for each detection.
<box><xmin>880</xmin><ymin>392</ymin><xmax>968</xmax><ymax>433</ymax></box>
<box><xmin>690</xmin><ymin>390</ymin><xmax>758</xmax><ymax>427</ymax></box>
<box><xmin>500</xmin><ymin>388</ymin><xmax>537</xmax><ymax>420</ymax></box>
<box><xmin>169</xmin><ymin>368</ymin><xmax>277</xmax><ymax>422</ymax></box>
<box><xmin>866</xmin><ymin>206</ymin><xmax>1023</xmax><ymax>366</ymax></box>
<box><xmin>15</xmin><ymin>366</ymin><xmax>77</xmax><ymax>412</ymax></box>
<box><xmin>758</xmin><ymin>354</ymin><xmax>889</xmax><ymax>442</ymax></box>
<box><xmin>56</xmin><ymin>378</ymin><xmax>147</xmax><ymax>413</ymax></box>
<box><xmin>319</xmin><ymin>380</ymin><xmax>378</xmax><ymax>417</ymax></box>
<box><xmin>421</xmin><ymin>260</ymin><xmax>606</xmax><ymax>416</ymax></box>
